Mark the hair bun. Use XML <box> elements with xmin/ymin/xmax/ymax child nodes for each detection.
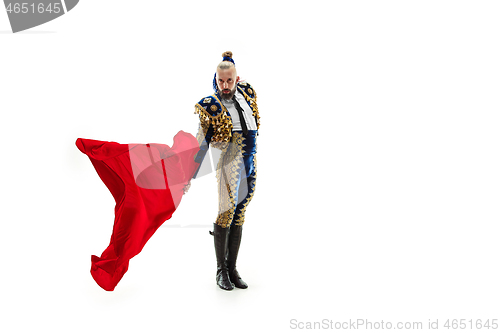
<box><xmin>222</xmin><ymin>51</ymin><xmax>233</xmax><ymax>58</ymax></box>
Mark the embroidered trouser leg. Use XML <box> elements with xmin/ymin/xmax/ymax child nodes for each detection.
<box><xmin>215</xmin><ymin>131</ymin><xmax>257</xmax><ymax>228</ymax></box>
<box><xmin>232</xmin><ymin>152</ymin><xmax>256</xmax><ymax>226</ymax></box>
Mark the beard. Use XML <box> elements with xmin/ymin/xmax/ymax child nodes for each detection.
<box><xmin>219</xmin><ymin>86</ymin><xmax>237</xmax><ymax>100</ymax></box>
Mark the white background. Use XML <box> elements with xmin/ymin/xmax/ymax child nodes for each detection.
<box><xmin>1</xmin><ymin>1</ymin><xmax>500</xmax><ymax>332</ymax></box>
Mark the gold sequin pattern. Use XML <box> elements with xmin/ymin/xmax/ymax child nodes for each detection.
<box><xmin>194</xmin><ymin>102</ymin><xmax>233</xmax><ymax>146</ymax></box>
<box><xmin>195</xmin><ymin>110</ymin><xmax>210</xmax><ymax>145</ymax></box>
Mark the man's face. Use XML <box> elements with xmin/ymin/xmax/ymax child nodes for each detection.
<box><xmin>217</xmin><ymin>67</ymin><xmax>239</xmax><ymax>100</ymax></box>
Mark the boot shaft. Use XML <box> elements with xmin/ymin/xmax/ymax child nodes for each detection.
<box><xmin>213</xmin><ymin>223</ymin><xmax>230</xmax><ymax>271</ymax></box>
<box><xmin>227</xmin><ymin>225</ymin><xmax>243</xmax><ymax>271</ymax></box>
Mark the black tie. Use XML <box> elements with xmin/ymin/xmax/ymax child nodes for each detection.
<box><xmin>232</xmin><ymin>95</ymin><xmax>249</xmax><ymax>135</ymax></box>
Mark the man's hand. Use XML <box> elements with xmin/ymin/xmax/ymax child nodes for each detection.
<box><xmin>183</xmin><ymin>180</ymin><xmax>192</xmax><ymax>194</ymax></box>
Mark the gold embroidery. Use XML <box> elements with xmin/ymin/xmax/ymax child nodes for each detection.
<box><xmin>247</xmin><ymin>88</ymin><xmax>253</xmax><ymax>94</ymax></box>
<box><xmin>233</xmin><ymin>154</ymin><xmax>257</xmax><ymax>226</ymax></box>
<box><xmin>194</xmin><ymin>103</ymin><xmax>233</xmax><ymax>146</ymax></box>
<box><xmin>238</xmin><ymin>86</ymin><xmax>260</xmax><ymax>130</ymax></box>
<box><xmin>215</xmin><ymin>132</ymin><xmax>245</xmax><ymax>228</ymax></box>
<box><xmin>195</xmin><ymin>117</ymin><xmax>209</xmax><ymax>145</ymax></box>
<box><xmin>211</xmin><ymin>94</ymin><xmax>225</xmax><ymax>110</ymax></box>
<box><xmin>210</xmin><ymin>104</ymin><xmax>218</xmax><ymax>112</ymax></box>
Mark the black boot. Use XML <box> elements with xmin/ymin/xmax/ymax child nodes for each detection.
<box><xmin>227</xmin><ymin>224</ymin><xmax>248</xmax><ymax>289</ymax></box>
<box><xmin>213</xmin><ymin>223</ymin><xmax>234</xmax><ymax>291</ymax></box>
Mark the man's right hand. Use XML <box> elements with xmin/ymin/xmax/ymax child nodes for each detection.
<box><xmin>183</xmin><ymin>180</ymin><xmax>192</xmax><ymax>194</ymax></box>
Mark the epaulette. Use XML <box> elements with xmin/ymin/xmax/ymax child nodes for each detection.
<box><xmin>194</xmin><ymin>94</ymin><xmax>233</xmax><ymax>145</ymax></box>
<box><xmin>194</xmin><ymin>95</ymin><xmax>223</xmax><ymax>119</ymax></box>
<box><xmin>237</xmin><ymin>81</ymin><xmax>256</xmax><ymax>100</ymax></box>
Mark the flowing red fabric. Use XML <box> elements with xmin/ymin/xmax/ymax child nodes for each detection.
<box><xmin>75</xmin><ymin>130</ymin><xmax>200</xmax><ymax>291</ymax></box>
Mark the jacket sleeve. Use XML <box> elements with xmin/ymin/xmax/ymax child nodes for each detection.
<box><xmin>194</xmin><ymin>115</ymin><xmax>213</xmax><ymax>163</ymax></box>
<box><xmin>192</xmin><ymin>111</ymin><xmax>214</xmax><ymax>178</ymax></box>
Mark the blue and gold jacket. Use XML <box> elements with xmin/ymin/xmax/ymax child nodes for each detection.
<box><xmin>193</xmin><ymin>82</ymin><xmax>260</xmax><ymax>164</ymax></box>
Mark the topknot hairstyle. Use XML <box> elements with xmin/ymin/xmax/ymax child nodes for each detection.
<box><xmin>222</xmin><ymin>51</ymin><xmax>233</xmax><ymax>58</ymax></box>
<box><xmin>213</xmin><ymin>51</ymin><xmax>236</xmax><ymax>93</ymax></box>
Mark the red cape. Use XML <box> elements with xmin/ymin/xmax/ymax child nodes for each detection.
<box><xmin>76</xmin><ymin>130</ymin><xmax>200</xmax><ymax>291</ymax></box>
